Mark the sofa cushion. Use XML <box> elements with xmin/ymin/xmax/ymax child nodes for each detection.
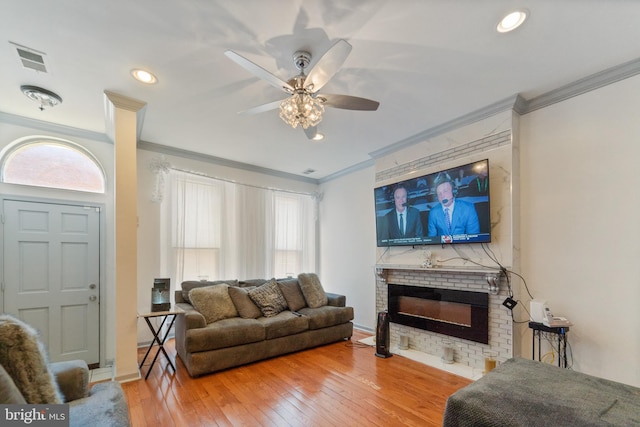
<box><xmin>248</xmin><ymin>279</ymin><xmax>288</xmax><ymax>317</ymax></box>
<box><xmin>0</xmin><ymin>364</ymin><xmax>26</xmax><ymax>404</ymax></box>
<box><xmin>299</xmin><ymin>306</ymin><xmax>354</xmax><ymax>330</ymax></box>
<box><xmin>189</xmin><ymin>284</ymin><xmax>238</xmax><ymax>324</ymax></box>
<box><xmin>185</xmin><ymin>318</ymin><xmax>265</xmax><ymax>352</ymax></box>
<box><xmin>298</xmin><ymin>273</ymin><xmax>328</xmax><ymax>308</ymax></box>
<box><xmin>239</xmin><ymin>279</ymin><xmax>268</xmax><ymax>287</ymax></box>
<box><xmin>181</xmin><ymin>279</ymin><xmax>238</xmax><ymax>304</ymax></box>
<box><xmin>0</xmin><ymin>315</ymin><xmax>63</xmax><ymax>404</ymax></box>
<box><xmin>228</xmin><ymin>286</ymin><xmax>262</xmax><ymax>319</ymax></box>
<box><xmin>277</xmin><ymin>279</ymin><xmax>307</xmax><ymax>311</ymax></box>
<box><xmin>257</xmin><ymin>311</ymin><xmax>309</xmax><ymax>339</ymax></box>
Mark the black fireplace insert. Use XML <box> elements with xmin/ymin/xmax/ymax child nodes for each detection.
<box><xmin>388</xmin><ymin>284</ymin><xmax>489</xmax><ymax>344</ymax></box>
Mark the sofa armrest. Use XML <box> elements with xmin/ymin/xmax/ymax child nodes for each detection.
<box><xmin>174</xmin><ymin>303</ymin><xmax>206</xmax><ymax>363</ymax></box>
<box><xmin>50</xmin><ymin>360</ymin><xmax>89</xmax><ymax>402</ymax></box>
<box><xmin>175</xmin><ymin>289</ymin><xmax>186</xmax><ymax>303</ymax></box>
<box><xmin>326</xmin><ymin>292</ymin><xmax>346</xmax><ymax>307</ymax></box>
<box><xmin>176</xmin><ymin>303</ymin><xmax>206</xmax><ymax>330</ymax></box>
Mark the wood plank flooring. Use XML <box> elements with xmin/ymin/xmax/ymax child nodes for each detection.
<box><xmin>121</xmin><ymin>330</ymin><xmax>471</xmax><ymax>426</ymax></box>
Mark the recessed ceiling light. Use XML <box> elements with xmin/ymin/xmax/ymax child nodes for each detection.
<box><xmin>497</xmin><ymin>10</ymin><xmax>528</xmax><ymax>33</ymax></box>
<box><xmin>312</xmin><ymin>132</ymin><xmax>324</xmax><ymax>141</ymax></box>
<box><xmin>131</xmin><ymin>68</ymin><xmax>158</xmax><ymax>84</ymax></box>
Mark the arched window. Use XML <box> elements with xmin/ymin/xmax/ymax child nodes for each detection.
<box><xmin>1</xmin><ymin>137</ymin><xmax>106</xmax><ymax>193</ymax></box>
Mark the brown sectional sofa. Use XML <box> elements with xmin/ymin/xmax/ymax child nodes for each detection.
<box><xmin>174</xmin><ymin>276</ymin><xmax>354</xmax><ymax>377</ymax></box>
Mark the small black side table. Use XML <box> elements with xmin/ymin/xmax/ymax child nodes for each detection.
<box><xmin>528</xmin><ymin>321</ymin><xmax>570</xmax><ymax>368</ymax></box>
<box><xmin>138</xmin><ymin>306</ymin><xmax>183</xmax><ymax>379</ymax></box>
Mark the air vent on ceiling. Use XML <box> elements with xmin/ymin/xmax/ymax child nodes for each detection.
<box><xmin>302</xmin><ymin>168</ymin><xmax>316</xmax><ymax>175</ymax></box>
<box><xmin>10</xmin><ymin>42</ymin><xmax>48</xmax><ymax>73</ymax></box>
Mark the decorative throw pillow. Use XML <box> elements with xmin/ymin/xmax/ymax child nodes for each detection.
<box><xmin>0</xmin><ymin>315</ymin><xmax>63</xmax><ymax>404</ymax></box>
<box><xmin>277</xmin><ymin>278</ymin><xmax>307</xmax><ymax>311</ymax></box>
<box><xmin>298</xmin><ymin>273</ymin><xmax>328</xmax><ymax>308</ymax></box>
<box><xmin>181</xmin><ymin>279</ymin><xmax>238</xmax><ymax>304</ymax></box>
<box><xmin>228</xmin><ymin>286</ymin><xmax>262</xmax><ymax>319</ymax></box>
<box><xmin>247</xmin><ymin>279</ymin><xmax>288</xmax><ymax>317</ymax></box>
<box><xmin>188</xmin><ymin>284</ymin><xmax>238</xmax><ymax>324</ymax></box>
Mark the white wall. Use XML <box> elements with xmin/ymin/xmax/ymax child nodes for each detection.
<box><xmin>319</xmin><ymin>165</ymin><xmax>377</xmax><ymax>331</ymax></box>
<box><xmin>520</xmin><ymin>74</ymin><xmax>640</xmax><ymax>387</ymax></box>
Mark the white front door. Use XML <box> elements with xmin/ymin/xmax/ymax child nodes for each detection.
<box><xmin>2</xmin><ymin>199</ymin><xmax>100</xmax><ymax>366</ymax></box>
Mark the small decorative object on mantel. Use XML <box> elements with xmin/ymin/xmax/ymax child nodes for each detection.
<box><xmin>375</xmin><ymin>266</ymin><xmax>387</xmax><ymax>283</ymax></box>
<box><xmin>422</xmin><ymin>250</ymin><xmax>433</xmax><ymax>268</ymax></box>
<box><xmin>151</xmin><ymin>278</ymin><xmax>171</xmax><ymax>312</ymax></box>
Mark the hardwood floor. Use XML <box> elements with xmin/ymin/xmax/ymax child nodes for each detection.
<box><xmin>121</xmin><ymin>330</ymin><xmax>471</xmax><ymax>426</ymax></box>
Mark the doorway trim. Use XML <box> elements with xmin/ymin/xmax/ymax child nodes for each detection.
<box><xmin>0</xmin><ymin>194</ymin><xmax>107</xmax><ymax>368</ymax></box>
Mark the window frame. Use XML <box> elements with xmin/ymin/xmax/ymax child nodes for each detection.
<box><xmin>0</xmin><ymin>136</ymin><xmax>107</xmax><ymax>193</ymax></box>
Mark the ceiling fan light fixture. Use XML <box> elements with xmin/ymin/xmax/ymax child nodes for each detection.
<box><xmin>20</xmin><ymin>85</ymin><xmax>62</xmax><ymax>111</ymax></box>
<box><xmin>279</xmin><ymin>92</ymin><xmax>324</xmax><ymax>129</ymax></box>
<box><xmin>497</xmin><ymin>10</ymin><xmax>528</xmax><ymax>33</ymax></box>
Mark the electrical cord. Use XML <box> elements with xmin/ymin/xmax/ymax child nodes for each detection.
<box><xmin>375</xmin><ymin>246</ymin><xmax>390</xmax><ymax>265</ymax></box>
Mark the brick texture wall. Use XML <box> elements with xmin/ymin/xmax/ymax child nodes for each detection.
<box><xmin>377</xmin><ymin>269</ymin><xmax>512</xmax><ymax>369</ymax></box>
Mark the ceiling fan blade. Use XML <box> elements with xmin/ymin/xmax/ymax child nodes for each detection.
<box><xmin>238</xmin><ymin>99</ymin><xmax>283</xmax><ymax>115</ymax></box>
<box><xmin>320</xmin><ymin>94</ymin><xmax>380</xmax><ymax>111</ymax></box>
<box><xmin>224</xmin><ymin>50</ymin><xmax>294</xmax><ymax>93</ymax></box>
<box><xmin>305</xmin><ymin>39</ymin><xmax>352</xmax><ymax>93</ymax></box>
<box><xmin>304</xmin><ymin>126</ymin><xmax>318</xmax><ymax>140</ymax></box>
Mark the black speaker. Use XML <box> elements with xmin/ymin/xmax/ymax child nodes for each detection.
<box><xmin>375</xmin><ymin>311</ymin><xmax>392</xmax><ymax>358</ymax></box>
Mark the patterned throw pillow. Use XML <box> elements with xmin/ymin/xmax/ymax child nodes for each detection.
<box><xmin>188</xmin><ymin>284</ymin><xmax>238</xmax><ymax>324</ymax></box>
<box><xmin>247</xmin><ymin>279</ymin><xmax>288</xmax><ymax>317</ymax></box>
<box><xmin>298</xmin><ymin>273</ymin><xmax>328</xmax><ymax>308</ymax></box>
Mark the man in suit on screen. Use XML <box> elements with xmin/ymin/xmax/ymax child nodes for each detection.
<box><xmin>380</xmin><ymin>184</ymin><xmax>423</xmax><ymax>240</ymax></box>
<box><xmin>427</xmin><ymin>173</ymin><xmax>480</xmax><ymax>237</ymax></box>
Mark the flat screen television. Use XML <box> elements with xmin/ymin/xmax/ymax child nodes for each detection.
<box><xmin>375</xmin><ymin>159</ymin><xmax>491</xmax><ymax>246</ymax></box>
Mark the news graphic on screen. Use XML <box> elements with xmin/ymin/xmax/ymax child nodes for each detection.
<box><xmin>374</xmin><ymin>159</ymin><xmax>491</xmax><ymax>247</ymax></box>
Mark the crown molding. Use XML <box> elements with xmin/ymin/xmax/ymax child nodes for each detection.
<box><xmin>368</xmin><ymin>94</ymin><xmax>522</xmax><ymax>161</ymax></box>
<box><xmin>103</xmin><ymin>91</ymin><xmax>147</xmax><ymax>143</ymax></box>
<box><xmin>103</xmin><ymin>91</ymin><xmax>147</xmax><ymax>112</ymax></box>
<box><xmin>523</xmin><ymin>56</ymin><xmax>640</xmax><ymax>113</ymax></box>
<box><xmin>359</xmin><ymin>56</ymin><xmax>640</xmax><ymax>174</ymax></box>
<box><xmin>137</xmin><ymin>140</ymin><xmax>319</xmax><ymax>185</ymax></box>
<box><xmin>318</xmin><ymin>158</ymin><xmax>375</xmax><ymax>184</ymax></box>
<box><xmin>0</xmin><ymin>111</ymin><xmax>111</xmax><ymax>143</ymax></box>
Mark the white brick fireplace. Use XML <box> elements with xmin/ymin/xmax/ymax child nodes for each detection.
<box><xmin>375</xmin><ymin>266</ymin><xmax>512</xmax><ymax>372</ymax></box>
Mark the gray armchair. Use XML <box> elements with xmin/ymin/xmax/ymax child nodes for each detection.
<box><xmin>0</xmin><ymin>315</ymin><xmax>130</xmax><ymax>427</ymax></box>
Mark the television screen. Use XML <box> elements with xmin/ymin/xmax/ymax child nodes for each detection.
<box><xmin>375</xmin><ymin>159</ymin><xmax>491</xmax><ymax>246</ymax></box>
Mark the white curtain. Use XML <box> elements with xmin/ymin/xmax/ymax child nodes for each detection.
<box><xmin>161</xmin><ymin>170</ymin><xmax>316</xmax><ymax>289</ymax></box>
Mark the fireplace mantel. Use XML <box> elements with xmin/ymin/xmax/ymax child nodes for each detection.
<box><xmin>375</xmin><ymin>263</ymin><xmax>508</xmax><ymax>274</ymax></box>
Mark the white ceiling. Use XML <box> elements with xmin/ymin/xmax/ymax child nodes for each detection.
<box><xmin>2</xmin><ymin>1</ymin><xmax>640</xmax><ymax>181</ymax></box>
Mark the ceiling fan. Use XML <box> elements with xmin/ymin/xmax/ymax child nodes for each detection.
<box><xmin>224</xmin><ymin>39</ymin><xmax>379</xmax><ymax>139</ymax></box>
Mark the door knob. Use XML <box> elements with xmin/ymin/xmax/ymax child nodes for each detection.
<box><xmin>89</xmin><ymin>295</ymin><xmax>97</xmax><ymax>302</ymax></box>
<box><xmin>89</xmin><ymin>284</ymin><xmax>97</xmax><ymax>289</ymax></box>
